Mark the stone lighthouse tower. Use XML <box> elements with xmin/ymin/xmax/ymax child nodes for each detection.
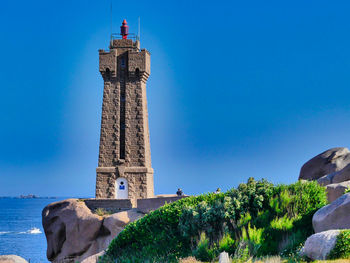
<box><xmin>95</xmin><ymin>20</ymin><xmax>154</xmax><ymax>205</ymax></box>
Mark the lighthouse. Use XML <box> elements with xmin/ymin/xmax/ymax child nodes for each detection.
<box><xmin>95</xmin><ymin>20</ymin><xmax>154</xmax><ymax>206</ymax></box>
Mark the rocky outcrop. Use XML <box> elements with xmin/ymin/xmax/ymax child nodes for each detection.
<box><xmin>332</xmin><ymin>163</ymin><xmax>350</xmax><ymax>184</ymax></box>
<box><xmin>0</xmin><ymin>255</ymin><xmax>28</xmax><ymax>263</ymax></box>
<box><xmin>80</xmin><ymin>251</ymin><xmax>105</xmax><ymax>263</ymax></box>
<box><xmin>313</xmin><ymin>193</ymin><xmax>350</xmax><ymax>233</ymax></box>
<box><xmin>318</xmin><ymin>163</ymin><xmax>350</xmax><ymax>187</ymax></box>
<box><xmin>299</xmin><ymin>147</ymin><xmax>350</xmax><ymax>181</ymax></box>
<box><xmin>42</xmin><ymin>199</ymin><xmax>143</xmax><ymax>263</ymax></box>
<box><xmin>326</xmin><ymin>181</ymin><xmax>350</xmax><ymax>203</ymax></box>
<box><xmin>301</xmin><ymin>230</ymin><xmax>340</xmax><ymax>260</ymax></box>
<box><xmin>317</xmin><ymin>173</ymin><xmax>335</xmax><ymax>186</ymax></box>
<box><xmin>299</xmin><ymin>148</ymin><xmax>350</xmax><ymax>202</ymax></box>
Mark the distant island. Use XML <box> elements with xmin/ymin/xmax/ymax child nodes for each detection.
<box><xmin>0</xmin><ymin>195</ymin><xmax>57</xmax><ymax>199</ymax></box>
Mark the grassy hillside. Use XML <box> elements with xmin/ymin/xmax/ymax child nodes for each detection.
<box><xmin>100</xmin><ymin>178</ymin><xmax>328</xmax><ymax>263</ymax></box>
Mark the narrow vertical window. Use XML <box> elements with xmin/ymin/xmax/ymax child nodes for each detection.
<box><xmin>105</xmin><ymin>68</ymin><xmax>111</xmax><ymax>78</ymax></box>
<box><xmin>121</xmin><ymin>58</ymin><xmax>126</xmax><ymax>68</ymax></box>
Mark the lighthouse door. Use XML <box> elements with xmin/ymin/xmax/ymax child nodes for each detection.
<box><xmin>116</xmin><ymin>178</ymin><xmax>128</xmax><ymax>199</ymax></box>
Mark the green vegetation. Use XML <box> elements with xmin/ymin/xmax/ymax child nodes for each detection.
<box><xmin>178</xmin><ymin>257</ymin><xmax>350</xmax><ymax>263</ymax></box>
<box><xmin>192</xmin><ymin>233</ymin><xmax>217</xmax><ymax>262</ymax></box>
<box><xmin>101</xmin><ymin>178</ymin><xmax>328</xmax><ymax>263</ymax></box>
<box><xmin>329</xmin><ymin>230</ymin><xmax>350</xmax><ymax>260</ymax></box>
<box><xmin>344</xmin><ymin>187</ymin><xmax>350</xmax><ymax>194</ymax></box>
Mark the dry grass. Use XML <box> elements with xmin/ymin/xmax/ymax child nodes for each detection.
<box><xmin>255</xmin><ymin>258</ymin><xmax>350</xmax><ymax>263</ymax></box>
<box><xmin>253</xmin><ymin>256</ymin><xmax>283</xmax><ymax>263</ymax></box>
<box><xmin>94</xmin><ymin>208</ymin><xmax>113</xmax><ymax>217</ymax></box>
<box><xmin>178</xmin><ymin>256</ymin><xmax>350</xmax><ymax>263</ymax></box>
<box><xmin>179</xmin><ymin>257</ymin><xmax>202</xmax><ymax>263</ymax></box>
<box><xmin>314</xmin><ymin>260</ymin><xmax>350</xmax><ymax>263</ymax></box>
<box><xmin>178</xmin><ymin>256</ymin><xmax>281</xmax><ymax>263</ymax></box>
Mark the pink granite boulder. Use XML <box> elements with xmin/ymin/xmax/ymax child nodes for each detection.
<box><xmin>326</xmin><ymin>181</ymin><xmax>350</xmax><ymax>203</ymax></box>
<box><xmin>299</xmin><ymin>147</ymin><xmax>350</xmax><ymax>181</ymax></box>
<box><xmin>313</xmin><ymin>193</ymin><xmax>350</xmax><ymax>233</ymax></box>
<box><xmin>42</xmin><ymin>199</ymin><xmax>143</xmax><ymax>263</ymax></box>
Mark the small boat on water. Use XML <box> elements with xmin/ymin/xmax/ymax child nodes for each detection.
<box><xmin>27</xmin><ymin>227</ymin><xmax>41</xmax><ymax>234</ymax></box>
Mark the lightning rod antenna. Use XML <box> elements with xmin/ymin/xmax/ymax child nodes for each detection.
<box><xmin>110</xmin><ymin>0</ymin><xmax>113</xmax><ymax>41</ymax></box>
<box><xmin>138</xmin><ymin>17</ymin><xmax>141</xmax><ymax>42</ymax></box>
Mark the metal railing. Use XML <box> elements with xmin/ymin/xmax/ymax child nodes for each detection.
<box><xmin>111</xmin><ymin>33</ymin><xmax>139</xmax><ymax>41</ymax></box>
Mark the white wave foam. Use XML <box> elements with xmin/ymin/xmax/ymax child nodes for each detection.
<box><xmin>19</xmin><ymin>227</ymin><xmax>42</xmax><ymax>234</ymax></box>
<box><xmin>0</xmin><ymin>227</ymin><xmax>42</xmax><ymax>235</ymax></box>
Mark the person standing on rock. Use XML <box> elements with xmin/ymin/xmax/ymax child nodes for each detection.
<box><xmin>176</xmin><ymin>188</ymin><xmax>184</xmax><ymax>196</ymax></box>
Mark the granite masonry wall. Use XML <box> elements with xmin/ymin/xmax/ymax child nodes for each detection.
<box><xmin>84</xmin><ymin>199</ymin><xmax>132</xmax><ymax>213</ymax></box>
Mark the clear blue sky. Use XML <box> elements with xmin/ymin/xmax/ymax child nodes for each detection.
<box><xmin>1</xmin><ymin>0</ymin><xmax>350</xmax><ymax>197</ymax></box>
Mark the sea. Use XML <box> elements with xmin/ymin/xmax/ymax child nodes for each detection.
<box><xmin>0</xmin><ymin>198</ymin><xmax>66</xmax><ymax>263</ymax></box>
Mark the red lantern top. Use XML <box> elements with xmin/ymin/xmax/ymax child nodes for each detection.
<box><xmin>120</xmin><ymin>19</ymin><xmax>129</xmax><ymax>39</ymax></box>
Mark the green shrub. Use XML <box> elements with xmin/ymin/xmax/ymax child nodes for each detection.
<box><xmin>258</xmin><ymin>180</ymin><xmax>328</xmax><ymax>255</ymax></box>
<box><xmin>101</xmin><ymin>178</ymin><xmax>327</xmax><ymax>262</ymax></box>
<box><xmin>242</xmin><ymin>224</ymin><xmax>264</xmax><ymax>248</ymax></box>
<box><xmin>218</xmin><ymin>233</ymin><xmax>236</xmax><ymax>255</ymax></box>
<box><xmin>192</xmin><ymin>232</ymin><xmax>217</xmax><ymax>262</ymax></box>
<box><xmin>270</xmin><ymin>215</ymin><xmax>296</xmax><ymax>231</ymax></box>
<box><xmin>232</xmin><ymin>240</ymin><xmax>253</xmax><ymax>262</ymax></box>
<box><xmin>329</xmin><ymin>230</ymin><xmax>350</xmax><ymax>259</ymax></box>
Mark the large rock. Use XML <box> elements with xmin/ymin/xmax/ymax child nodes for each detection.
<box><xmin>0</xmin><ymin>255</ymin><xmax>28</xmax><ymax>263</ymax></box>
<box><xmin>332</xmin><ymin>163</ymin><xmax>350</xmax><ymax>184</ymax></box>
<box><xmin>301</xmin><ymin>230</ymin><xmax>340</xmax><ymax>260</ymax></box>
<box><xmin>317</xmin><ymin>173</ymin><xmax>336</xmax><ymax>186</ymax></box>
<box><xmin>318</xmin><ymin>163</ymin><xmax>350</xmax><ymax>186</ymax></box>
<box><xmin>313</xmin><ymin>193</ymin><xmax>350</xmax><ymax>233</ymax></box>
<box><xmin>42</xmin><ymin>199</ymin><xmax>143</xmax><ymax>263</ymax></box>
<box><xmin>326</xmin><ymin>181</ymin><xmax>350</xmax><ymax>203</ymax></box>
<box><xmin>299</xmin><ymin>147</ymin><xmax>350</xmax><ymax>181</ymax></box>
